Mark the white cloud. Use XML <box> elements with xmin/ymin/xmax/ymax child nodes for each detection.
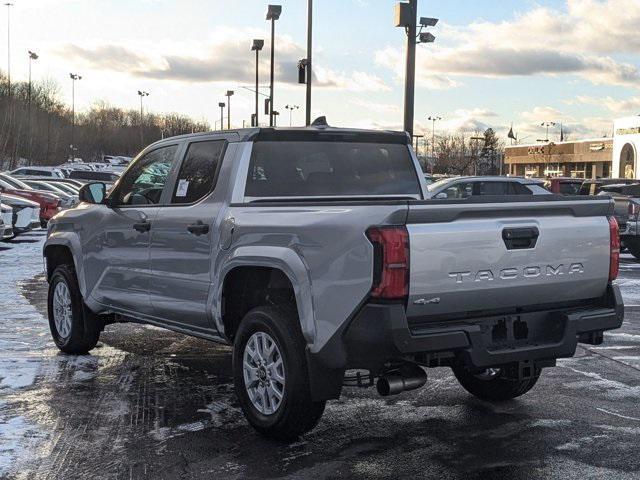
<box><xmin>375</xmin><ymin>0</ymin><xmax>640</xmax><ymax>90</ymax></box>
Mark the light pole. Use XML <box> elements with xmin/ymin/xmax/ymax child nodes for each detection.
<box><xmin>273</xmin><ymin>110</ymin><xmax>280</xmax><ymax>127</ymax></box>
<box><xmin>138</xmin><ymin>90</ymin><xmax>149</xmax><ymax>146</ymax></box>
<box><xmin>395</xmin><ymin>2</ymin><xmax>438</xmax><ymax>137</ymax></box>
<box><xmin>69</xmin><ymin>73</ymin><xmax>82</xmax><ymax>159</ymax></box>
<box><xmin>285</xmin><ymin>104</ymin><xmax>300</xmax><ymax>126</ymax></box>
<box><xmin>266</xmin><ymin>5</ymin><xmax>282</xmax><ymax>127</ymax></box>
<box><xmin>304</xmin><ymin>0</ymin><xmax>313</xmax><ymax>125</ymax></box>
<box><xmin>541</xmin><ymin>121</ymin><xmax>556</xmax><ymax>143</ymax></box>
<box><xmin>27</xmin><ymin>50</ymin><xmax>38</xmax><ymax>164</ymax></box>
<box><xmin>218</xmin><ymin>102</ymin><xmax>225</xmax><ymax>131</ymax></box>
<box><xmin>428</xmin><ymin>115</ymin><xmax>441</xmax><ymax>174</ymax></box>
<box><xmin>225</xmin><ymin>90</ymin><xmax>234</xmax><ymax>129</ymax></box>
<box><xmin>4</xmin><ymin>3</ymin><xmax>12</xmax><ymax>95</ymax></box>
<box><xmin>251</xmin><ymin>39</ymin><xmax>264</xmax><ymax>127</ymax></box>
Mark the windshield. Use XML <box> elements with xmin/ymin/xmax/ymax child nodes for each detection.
<box><xmin>245</xmin><ymin>141</ymin><xmax>421</xmax><ymax>198</ymax></box>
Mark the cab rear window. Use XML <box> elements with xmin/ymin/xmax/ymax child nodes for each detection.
<box><xmin>245</xmin><ymin>141</ymin><xmax>420</xmax><ymax>198</ymax></box>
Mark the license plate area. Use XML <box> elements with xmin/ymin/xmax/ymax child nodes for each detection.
<box><xmin>481</xmin><ymin>312</ymin><xmax>566</xmax><ymax>352</ymax></box>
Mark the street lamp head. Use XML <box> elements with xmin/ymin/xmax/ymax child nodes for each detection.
<box><xmin>226</xmin><ymin>90</ymin><xmax>234</xmax><ymax>97</ymax></box>
<box><xmin>419</xmin><ymin>32</ymin><xmax>436</xmax><ymax>43</ymax></box>
<box><xmin>419</xmin><ymin>17</ymin><xmax>439</xmax><ymax>27</ymax></box>
<box><xmin>251</xmin><ymin>39</ymin><xmax>265</xmax><ymax>51</ymax></box>
<box><xmin>28</xmin><ymin>50</ymin><xmax>39</xmax><ymax>60</ymax></box>
<box><xmin>266</xmin><ymin>4</ymin><xmax>282</xmax><ymax>20</ymax></box>
<box><xmin>218</xmin><ymin>102</ymin><xmax>226</xmax><ymax>108</ymax></box>
<box><xmin>70</xmin><ymin>73</ymin><xmax>81</xmax><ymax>80</ymax></box>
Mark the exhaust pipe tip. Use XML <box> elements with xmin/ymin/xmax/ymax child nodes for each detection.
<box><xmin>376</xmin><ymin>365</ymin><xmax>427</xmax><ymax>396</ymax></box>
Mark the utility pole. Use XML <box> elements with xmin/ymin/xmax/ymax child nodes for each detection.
<box><xmin>395</xmin><ymin>2</ymin><xmax>437</xmax><ymax>137</ymax></box>
<box><xmin>251</xmin><ymin>39</ymin><xmax>264</xmax><ymax>127</ymax></box>
<box><xmin>137</xmin><ymin>90</ymin><xmax>149</xmax><ymax>146</ymax></box>
<box><xmin>266</xmin><ymin>5</ymin><xmax>282</xmax><ymax>127</ymax></box>
<box><xmin>27</xmin><ymin>50</ymin><xmax>38</xmax><ymax>165</ymax></box>
<box><xmin>305</xmin><ymin>0</ymin><xmax>312</xmax><ymax>125</ymax></box>
<box><xmin>225</xmin><ymin>90</ymin><xmax>234</xmax><ymax>129</ymax></box>
<box><xmin>428</xmin><ymin>115</ymin><xmax>441</xmax><ymax>174</ymax></box>
<box><xmin>5</xmin><ymin>3</ymin><xmax>12</xmax><ymax>95</ymax></box>
<box><xmin>69</xmin><ymin>73</ymin><xmax>82</xmax><ymax>160</ymax></box>
<box><xmin>218</xmin><ymin>102</ymin><xmax>225</xmax><ymax>131</ymax></box>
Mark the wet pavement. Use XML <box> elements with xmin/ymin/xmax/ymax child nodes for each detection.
<box><xmin>1</xmin><ymin>231</ymin><xmax>640</xmax><ymax>479</ymax></box>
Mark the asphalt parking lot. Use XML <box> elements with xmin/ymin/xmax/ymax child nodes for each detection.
<box><xmin>1</xmin><ymin>231</ymin><xmax>640</xmax><ymax>479</ymax></box>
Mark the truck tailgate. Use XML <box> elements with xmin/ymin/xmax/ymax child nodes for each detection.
<box><xmin>405</xmin><ymin>197</ymin><xmax>614</xmax><ymax>319</ymax></box>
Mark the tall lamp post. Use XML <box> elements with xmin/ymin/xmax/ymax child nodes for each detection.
<box><xmin>395</xmin><ymin>1</ymin><xmax>438</xmax><ymax>137</ymax></box>
<box><xmin>251</xmin><ymin>39</ymin><xmax>264</xmax><ymax>127</ymax></box>
<box><xmin>225</xmin><ymin>90</ymin><xmax>234</xmax><ymax>129</ymax></box>
<box><xmin>266</xmin><ymin>5</ymin><xmax>282</xmax><ymax>127</ymax></box>
<box><xmin>138</xmin><ymin>90</ymin><xmax>149</xmax><ymax>146</ymax></box>
<box><xmin>5</xmin><ymin>3</ymin><xmax>12</xmax><ymax>95</ymax></box>
<box><xmin>69</xmin><ymin>73</ymin><xmax>82</xmax><ymax>159</ymax></box>
<box><xmin>218</xmin><ymin>102</ymin><xmax>225</xmax><ymax>131</ymax></box>
<box><xmin>285</xmin><ymin>104</ymin><xmax>300</xmax><ymax>126</ymax></box>
<box><xmin>27</xmin><ymin>50</ymin><xmax>38</xmax><ymax>165</ymax></box>
<box><xmin>541</xmin><ymin>121</ymin><xmax>556</xmax><ymax>143</ymax></box>
<box><xmin>428</xmin><ymin>115</ymin><xmax>441</xmax><ymax>174</ymax></box>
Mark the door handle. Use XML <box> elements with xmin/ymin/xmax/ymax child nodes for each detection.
<box><xmin>502</xmin><ymin>227</ymin><xmax>539</xmax><ymax>250</ymax></box>
<box><xmin>187</xmin><ymin>220</ymin><xmax>210</xmax><ymax>236</ymax></box>
<box><xmin>133</xmin><ymin>221</ymin><xmax>151</xmax><ymax>233</ymax></box>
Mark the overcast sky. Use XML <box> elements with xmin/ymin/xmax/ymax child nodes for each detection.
<box><xmin>5</xmin><ymin>0</ymin><xmax>640</xmax><ymax>142</ymax></box>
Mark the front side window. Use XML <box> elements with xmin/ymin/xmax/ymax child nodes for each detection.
<box><xmin>245</xmin><ymin>141</ymin><xmax>420</xmax><ymax>198</ymax></box>
<box><xmin>171</xmin><ymin>140</ymin><xmax>226</xmax><ymax>204</ymax></box>
<box><xmin>111</xmin><ymin>145</ymin><xmax>177</xmax><ymax>206</ymax></box>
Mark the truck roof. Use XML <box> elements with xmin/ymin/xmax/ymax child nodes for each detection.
<box><xmin>151</xmin><ymin>124</ymin><xmax>411</xmax><ymax>146</ymax></box>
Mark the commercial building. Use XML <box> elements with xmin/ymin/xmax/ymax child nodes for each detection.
<box><xmin>612</xmin><ymin>116</ymin><xmax>640</xmax><ymax>179</ymax></box>
<box><xmin>504</xmin><ymin>138</ymin><xmax>612</xmax><ymax>178</ymax></box>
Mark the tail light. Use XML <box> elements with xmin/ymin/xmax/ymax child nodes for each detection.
<box><xmin>608</xmin><ymin>216</ymin><xmax>619</xmax><ymax>282</ymax></box>
<box><xmin>366</xmin><ymin>226</ymin><xmax>409</xmax><ymax>301</ymax></box>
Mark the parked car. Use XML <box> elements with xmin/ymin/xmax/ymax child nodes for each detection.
<box><xmin>544</xmin><ymin>177</ymin><xmax>584</xmax><ymax>195</ymax></box>
<box><xmin>21</xmin><ymin>179</ymin><xmax>78</xmax><ymax>208</ymax></box>
<box><xmin>578</xmin><ymin>178</ymin><xmax>638</xmax><ymax>196</ymax></box>
<box><xmin>0</xmin><ymin>202</ymin><xmax>14</xmax><ymax>239</ymax></box>
<box><xmin>67</xmin><ymin>170</ymin><xmax>120</xmax><ymax>184</ymax></box>
<box><xmin>14</xmin><ymin>176</ymin><xmax>85</xmax><ymax>190</ymax></box>
<box><xmin>0</xmin><ymin>174</ymin><xmax>61</xmax><ymax>226</ymax></box>
<box><xmin>9</xmin><ymin>166</ymin><xmax>65</xmax><ymax>178</ymax></box>
<box><xmin>426</xmin><ymin>176</ymin><xmax>550</xmax><ymax>198</ymax></box>
<box><xmin>1</xmin><ymin>193</ymin><xmax>40</xmax><ymax>236</ymax></box>
<box><xmin>44</xmin><ymin>124</ymin><xmax>623</xmax><ymax>439</ymax></box>
<box><xmin>597</xmin><ymin>183</ymin><xmax>640</xmax><ymax>258</ymax></box>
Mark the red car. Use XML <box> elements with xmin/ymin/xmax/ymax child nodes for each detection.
<box><xmin>543</xmin><ymin>177</ymin><xmax>584</xmax><ymax>195</ymax></box>
<box><xmin>0</xmin><ymin>174</ymin><xmax>61</xmax><ymax>226</ymax></box>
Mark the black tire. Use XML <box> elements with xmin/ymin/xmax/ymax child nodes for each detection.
<box><xmin>233</xmin><ymin>306</ymin><xmax>326</xmax><ymax>440</ymax></box>
<box><xmin>452</xmin><ymin>366</ymin><xmax>540</xmax><ymax>401</ymax></box>
<box><xmin>47</xmin><ymin>264</ymin><xmax>102</xmax><ymax>354</ymax></box>
<box><xmin>625</xmin><ymin>237</ymin><xmax>640</xmax><ymax>260</ymax></box>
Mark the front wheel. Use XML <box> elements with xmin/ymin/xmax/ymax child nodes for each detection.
<box><xmin>233</xmin><ymin>306</ymin><xmax>326</xmax><ymax>440</ymax></box>
<box><xmin>452</xmin><ymin>366</ymin><xmax>540</xmax><ymax>401</ymax></box>
<box><xmin>47</xmin><ymin>264</ymin><xmax>101</xmax><ymax>354</ymax></box>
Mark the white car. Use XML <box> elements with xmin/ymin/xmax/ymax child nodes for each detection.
<box><xmin>0</xmin><ymin>202</ymin><xmax>13</xmax><ymax>239</ymax></box>
<box><xmin>9</xmin><ymin>166</ymin><xmax>65</xmax><ymax>178</ymax></box>
<box><xmin>0</xmin><ymin>193</ymin><xmax>40</xmax><ymax>236</ymax></box>
<box><xmin>426</xmin><ymin>176</ymin><xmax>551</xmax><ymax>199</ymax></box>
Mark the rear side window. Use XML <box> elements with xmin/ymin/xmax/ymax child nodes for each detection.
<box><xmin>171</xmin><ymin>140</ymin><xmax>226</xmax><ymax>204</ymax></box>
<box><xmin>245</xmin><ymin>141</ymin><xmax>420</xmax><ymax>198</ymax></box>
<box><xmin>509</xmin><ymin>183</ymin><xmax>534</xmax><ymax>195</ymax></box>
<box><xmin>559</xmin><ymin>182</ymin><xmax>581</xmax><ymax>195</ymax></box>
<box><xmin>477</xmin><ymin>182</ymin><xmax>509</xmax><ymax>195</ymax></box>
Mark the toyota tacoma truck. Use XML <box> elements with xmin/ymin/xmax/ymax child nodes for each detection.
<box><xmin>43</xmin><ymin>121</ymin><xmax>624</xmax><ymax>439</ymax></box>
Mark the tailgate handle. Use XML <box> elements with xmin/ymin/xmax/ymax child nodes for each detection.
<box><xmin>502</xmin><ymin>227</ymin><xmax>539</xmax><ymax>250</ymax></box>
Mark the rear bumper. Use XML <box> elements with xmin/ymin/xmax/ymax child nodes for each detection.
<box><xmin>307</xmin><ymin>285</ymin><xmax>623</xmax><ymax>400</ymax></box>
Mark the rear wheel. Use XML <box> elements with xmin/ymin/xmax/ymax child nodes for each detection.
<box><xmin>233</xmin><ymin>306</ymin><xmax>325</xmax><ymax>440</ymax></box>
<box><xmin>47</xmin><ymin>264</ymin><xmax>102</xmax><ymax>354</ymax></box>
<box><xmin>452</xmin><ymin>366</ymin><xmax>540</xmax><ymax>401</ymax></box>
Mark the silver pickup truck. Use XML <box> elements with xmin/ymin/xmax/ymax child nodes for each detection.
<box><xmin>43</xmin><ymin>123</ymin><xmax>624</xmax><ymax>439</ymax></box>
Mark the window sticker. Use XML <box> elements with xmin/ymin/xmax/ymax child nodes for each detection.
<box><xmin>176</xmin><ymin>179</ymin><xmax>189</xmax><ymax>197</ymax></box>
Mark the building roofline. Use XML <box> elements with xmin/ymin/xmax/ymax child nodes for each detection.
<box><xmin>505</xmin><ymin>138</ymin><xmax>612</xmax><ymax>149</ymax></box>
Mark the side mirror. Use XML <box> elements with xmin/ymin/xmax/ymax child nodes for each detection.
<box><xmin>434</xmin><ymin>192</ymin><xmax>448</xmax><ymax>199</ymax></box>
<box><xmin>79</xmin><ymin>182</ymin><xmax>107</xmax><ymax>204</ymax></box>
